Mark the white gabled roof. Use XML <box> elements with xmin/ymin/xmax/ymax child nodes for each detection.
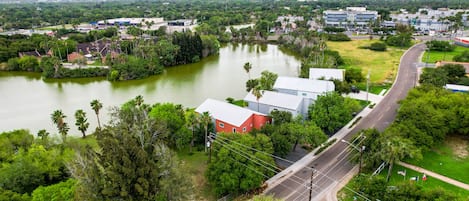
<box><xmin>244</xmin><ymin>90</ymin><xmax>303</xmax><ymax>111</ymax></box>
<box><xmin>309</xmin><ymin>68</ymin><xmax>345</xmax><ymax>81</ymax></box>
<box><xmin>273</xmin><ymin>76</ymin><xmax>335</xmax><ymax>93</ymax></box>
<box><xmin>195</xmin><ymin>98</ymin><xmax>261</xmax><ymax>127</ymax></box>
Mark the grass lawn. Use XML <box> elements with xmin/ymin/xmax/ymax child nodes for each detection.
<box><xmin>422</xmin><ymin>45</ymin><xmax>469</xmax><ymax>63</ymax></box>
<box><xmin>384</xmin><ymin>164</ymin><xmax>469</xmax><ymax>199</ymax></box>
<box><xmin>338</xmin><ymin>164</ymin><xmax>469</xmax><ymax>201</ymax></box>
<box><xmin>403</xmin><ymin>135</ymin><xmax>469</xmax><ymax>184</ymax></box>
<box><xmin>327</xmin><ymin>40</ymin><xmax>406</xmax><ymax>84</ymax></box>
<box><xmin>177</xmin><ymin>147</ymin><xmax>216</xmax><ymax>201</ymax></box>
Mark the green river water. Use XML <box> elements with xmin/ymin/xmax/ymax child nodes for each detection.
<box><xmin>0</xmin><ymin>43</ymin><xmax>300</xmax><ymax>136</ymax></box>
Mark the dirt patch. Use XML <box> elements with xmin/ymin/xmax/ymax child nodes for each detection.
<box><xmin>446</xmin><ymin>135</ymin><xmax>469</xmax><ymax>159</ymax></box>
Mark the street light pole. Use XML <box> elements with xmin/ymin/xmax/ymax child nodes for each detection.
<box><xmin>341</xmin><ymin>139</ymin><xmax>366</xmax><ymax>173</ymax></box>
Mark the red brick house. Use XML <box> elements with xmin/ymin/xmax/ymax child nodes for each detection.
<box><xmin>195</xmin><ymin>98</ymin><xmax>271</xmax><ymax>133</ymax></box>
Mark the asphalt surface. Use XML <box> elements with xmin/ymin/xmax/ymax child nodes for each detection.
<box><xmin>265</xmin><ymin>43</ymin><xmax>426</xmax><ymax>201</ymax></box>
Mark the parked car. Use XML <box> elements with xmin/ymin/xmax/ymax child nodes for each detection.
<box><xmin>351</xmin><ymin>85</ymin><xmax>360</xmax><ymax>93</ymax></box>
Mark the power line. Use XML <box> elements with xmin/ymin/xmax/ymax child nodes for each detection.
<box><xmin>210</xmin><ymin>133</ymin><xmax>374</xmax><ymax>201</ymax></box>
<box><xmin>210</xmin><ymin>147</ymin><xmax>319</xmax><ymax>198</ymax></box>
<box><xmin>209</xmin><ymin>135</ymin><xmax>322</xmax><ymax>194</ymax></box>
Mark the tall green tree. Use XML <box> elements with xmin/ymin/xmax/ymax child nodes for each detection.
<box><xmin>259</xmin><ymin>70</ymin><xmax>278</xmax><ymax>90</ymax></box>
<box><xmin>68</xmin><ymin>105</ymin><xmax>192</xmax><ymax>201</ymax></box>
<box><xmin>243</xmin><ymin>62</ymin><xmax>252</xmax><ymax>79</ymax></box>
<box><xmin>309</xmin><ymin>92</ymin><xmax>361</xmax><ymax>135</ymax></box>
<box><xmin>377</xmin><ymin>132</ymin><xmax>421</xmax><ymax>182</ymax></box>
<box><xmin>185</xmin><ymin>109</ymin><xmax>199</xmax><ymax>154</ymax></box>
<box><xmin>252</xmin><ymin>85</ymin><xmax>264</xmax><ymax>112</ymax></box>
<box><xmin>74</xmin><ymin>109</ymin><xmax>89</xmax><ymax>138</ymax></box>
<box><xmin>200</xmin><ymin>111</ymin><xmax>212</xmax><ymax>153</ymax></box>
<box><xmin>207</xmin><ymin>133</ymin><xmax>275</xmax><ymax>196</ymax></box>
<box><xmin>51</xmin><ymin>110</ymin><xmax>69</xmax><ymax>142</ymax></box>
<box><xmin>90</xmin><ymin>99</ymin><xmax>103</xmax><ymax>130</ymax></box>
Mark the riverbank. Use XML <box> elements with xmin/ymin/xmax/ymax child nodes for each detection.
<box><xmin>0</xmin><ymin>43</ymin><xmax>300</xmax><ymax>136</ymax></box>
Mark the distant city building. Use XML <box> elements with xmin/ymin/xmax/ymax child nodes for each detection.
<box><xmin>323</xmin><ymin>7</ymin><xmax>378</xmax><ymax>27</ymax></box>
<box><xmin>276</xmin><ymin>15</ymin><xmax>304</xmax><ymax>33</ymax></box>
<box><xmin>244</xmin><ymin>90</ymin><xmax>306</xmax><ymax>117</ymax></box>
<box><xmin>391</xmin><ymin>8</ymin><xmax>469</xmax><ymax>32</ymax></box>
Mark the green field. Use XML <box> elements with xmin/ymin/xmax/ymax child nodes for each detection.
<box><xmin>177</xmin><ymin>147</ymin><xmax>216</xmax><ymax>201</ymax></box>
<box><xmin>422</xmin><ymin>45</ymin><xmax>469</xmax><ymax>63</ymax></box>
<box><xmin>327</xmin><ymin>40</ymin><xmax>407</xmax><ymax>84</ymax></box>
<box><xmin>403</xmin><ymin>135</ymin><xmax>469</xmax><ymax>184</ymax></box>
<box><xmin>384</xmin><ymin>164</ymin><xmax>469</xmax><ymax>199</ymax></box>
<box><xmin>338</xmin><ymin>165</ymin><xmax>469</xmax><ymax>201</ymax></box>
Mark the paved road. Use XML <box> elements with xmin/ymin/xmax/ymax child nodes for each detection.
<box><xmin>265</xmin><ymin>43</ymin><xmax>426</xmax><ymax>201</ymax></box>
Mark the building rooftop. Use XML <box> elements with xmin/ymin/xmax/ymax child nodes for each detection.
<box><xmin>273</xmin><ymin>76</ymin><xmax>335</xmax><ymax>93</ymax></box>
<box><xmin>195</xmin><ymin>98</ymin><xmax>262</xmax><ymax>127</ymax></box>
<box><xmin>244</xmin><ymin>90</ymin><xmax>303</xmax><ymax>111</ymax></box>
<box><xmin>309</xmin><ymin>68</ymin><xmax>345</xmax><ymax>81</ymax></box>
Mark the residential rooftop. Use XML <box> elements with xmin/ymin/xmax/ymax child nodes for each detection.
<box><xmin>273</xmin><ymin>76</ymin><xmax>335</xmax><ymax>93</ymax></box>
<box><xmin>195</xmin><ymin>98</ymin><xmax>262</xmax><ymax>127</ymax></box>
<box><xmin>244</xmin><ymin>90</ymin><xmax>303</xmax><ymax>111</ymax></box>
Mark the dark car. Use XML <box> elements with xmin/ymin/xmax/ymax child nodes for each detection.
<box><xmin>351</xmin><ymin>85</ymin><xmax>360</xmax><ymax>93</ymax></box>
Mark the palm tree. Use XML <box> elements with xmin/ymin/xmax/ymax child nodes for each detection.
<box><xmin>378</xmin><ymin>134</ymin><xmax>421</xmax><ymax>182</ymax></box>
<box><xmin>90</xmin><ymin>99</ymin><xmax>103</xmax><ymax>129</ymax></box>
<box><xmin>135</xmin><ymin>95</ymin><xmax>144</xmax><ymax>107</ymax></box>
<box><xmin>252</xmin><ymin>85</ymin><xmax>264</xmax><ymax>112</ymax></box>
<box><xmin>200</xmin><ymin>111</ymin><xmax>212</xmax><ymax>153</ymax></box>
<box><xmin>243</xmin><ymin>62</ymin><xmax>252</xmax><ymax>79</ymax></box>
<box><xmin>51</xmin><ymin>110</ymin><xmax>70</xmax><ymax>142</ymax></box>
<box><xmin>186</xmin><ymin>110</ymin><xmax>199</xmax><ymax>154</ymax></box>
<box><xmin>37</xmin><ymin>129</ymin><xmax>49</xmax><ymax>140</ymax></box>
<box><xmin>75</xmin><ymin>109</ymin><xmax>90</xmax><ymax>138</ymax></box>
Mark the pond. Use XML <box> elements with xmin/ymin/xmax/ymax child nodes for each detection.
<box><xmin>0</xmin><ymin>43</ymin><xmax>300</xmax><ymax>136</ymax></box>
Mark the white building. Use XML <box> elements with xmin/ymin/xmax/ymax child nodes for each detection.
<box><xmin>244</xmin><ymin>90</ymin><xmax>305</xmax><ymax>117</ymax></box>
<box><xmin>309</xmin><ymin>68</ymin><xmax>345</xmax><ymax>81</ymax></box>
<box><xmin>391</xmin><ymin>8</ymin><xmax>469</xmax><ymax>32</ymax></box>
<box><xmin>273</xmin><ymin>76</ymin><xmax>335</xmax><ymax>112</ymax></box>
<box><xmin>323</xmin><ymin>7</ymin><xmax>378</xmax><ymax>27</ymax></box>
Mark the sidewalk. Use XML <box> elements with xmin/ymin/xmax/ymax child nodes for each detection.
<box><xmin>345</xmin><ymin>91</ymin><xmax>383</xmax><ymax>103</ymax></box>
<box><xmin>264</xmin><ymin>98</ymin><xmax>378</xmax><ymax>192</ymax></box>
<box><xmin>398</xmin><ymin>161</ymin><xmax>469</xmax><ymax>191</ymax></box>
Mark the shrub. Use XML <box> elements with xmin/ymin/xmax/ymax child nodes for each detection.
<box><xmin>426</xmin><ymin>40</ymin><xmax>455</xmax><ymax>52</ymax></box>
<box><xmin>327</xmin><ymin>33</ymin><xmax>351</xmax><ymax>41</ymax></box>
<box><xmin>453</xmin><ymin>50</ymin><xmax>469</xmax><ymax>62</ymax></box>
<box><xmin>369</xmin><ymin>42</ymin><xmax>387</xmax><ymax>51</ymax></box>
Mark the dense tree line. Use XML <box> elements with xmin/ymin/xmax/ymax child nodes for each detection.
<box><xmin>2</xmin><ymin>0</ymin><xmax>469</xmax><ymax>30</ymax></box>
<box><xmin>0</xmin><ymin>95</ymin><xmax>221</xmax><ymax>200</ymax></box>
<box><xmin>420</xmin><ymin>64</ymin><xmax>469</xmax><ymax>86</ymax></box>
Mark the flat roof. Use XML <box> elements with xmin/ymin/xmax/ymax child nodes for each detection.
<box><xmin>195</xmin><ymin>98</ymin><xmax>262</xmax><ymax>127</ymax></box>
<box><xmin>273</xmin><ymin>76</ymin><xmax>335</xmax><ymax>93</ymax></box>
<box><xmin>244</xmin><ymin>90</ymin><xmax>303</xmax><ymax>111</ymax></box>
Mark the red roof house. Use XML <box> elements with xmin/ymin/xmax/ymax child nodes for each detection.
<box><xmin>195</xmin><ymin>98</ymin><xmax>271</xmax><ymax>133</ymax></box>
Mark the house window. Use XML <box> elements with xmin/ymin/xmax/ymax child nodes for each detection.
<box><xmin>243</xmin><ymin>127</ymin><xmax>246</xmax><ymax>132</ymax></box>
<box><xmin>302</xmin><ymin>93</ymin><xmax>307</xmax><ymax>96</ymax></box>
<box><xmin>219</xmin><ymin>123</ymin><xmax>224</xmax><ymax>128</ymax></box>
<box><xmin>232</xmin><ymin>128</ymin><xmax>236</xmax><ymax>133</ymax></box>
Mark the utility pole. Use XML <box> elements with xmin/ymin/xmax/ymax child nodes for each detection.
<box><xmin>359</xmin><ymin>145</ymin><xmax>365</xmax><ymax>174</ymax></box>
<box><xmin>309</xmin><ymin>166</ymin><xmax>315</xmax><ymax>201</ymax></box>
<box><xmin>207</xmin><ymin>141</ymin><xmax>212</xmax><ymax>163</ymax></box>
